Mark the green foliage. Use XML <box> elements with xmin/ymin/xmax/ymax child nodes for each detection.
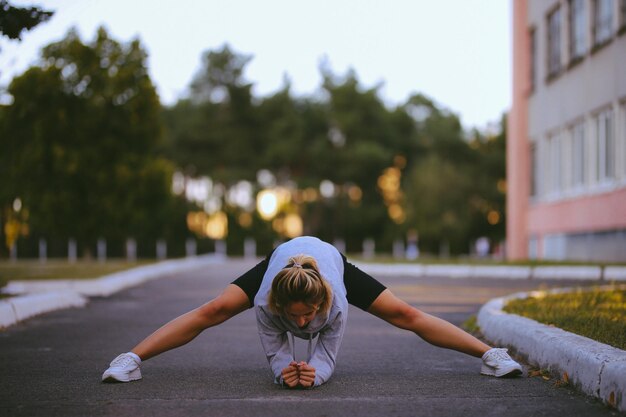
<box><xmin>0</xmin><ymin>0</ymin><xmax>53</xmax><ymax>40</ymax></box>
<box><xmin>0</xmin><ymin>27</ymin><xmax>188</xmax><ymax>256</ymax></box>
<box><xmin>504</xmin><ymin>287</ymin><xmax>626</xmax><ymax>350</ymax></box>
<box><xmin>2</xmin><ymin>36</ymin><xmax>507</xmax><ymax>257</ymax></box>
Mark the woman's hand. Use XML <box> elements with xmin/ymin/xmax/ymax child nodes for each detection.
<box><xmin>281</xmin><ymin>361</ymin><xmax>300</xmax><ymax>388</ymax></box>
<box><xmin>296</xmin><ymin>361</ymin><xmax>316</xmax><ymax>388</ymax></box>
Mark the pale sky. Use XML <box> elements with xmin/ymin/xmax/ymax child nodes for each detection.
<box><xmin>0</xmin><ymin>0</ymin><xmax>511</xmax><ymax>129</ymax></box>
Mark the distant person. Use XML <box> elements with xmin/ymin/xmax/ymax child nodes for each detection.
<box><xmin>102</xmin><ymin>236</ymin><xmax>522</xmax><ymax>387</ymax></box>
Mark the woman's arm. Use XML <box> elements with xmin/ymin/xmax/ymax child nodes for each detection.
<box><xmin>132</xmin><ymin>284</ymin><xmax>250</xmax><ymax>360</ymax></box>
<box><xmin>306</xmin><ymin>310</ymin><xmax>346</xmax><ymax>386</ymax></box>
<box><xmin>256</xmin><ymin>307</ymin><xmax>295</xmax><ymax>385</ymax></box>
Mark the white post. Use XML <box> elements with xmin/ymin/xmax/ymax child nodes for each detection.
<box><xmin>126</xmin><ymin>238</ymin><xmax>137</xmax><ymax>262</ymax></box>
<box><xmin>156</xmin><ymin>239</ymin><xmax>167</xmax><ymax>260</ymax></box>
<box><xmin>393</xmin><ymin>239</ymin><xmax>404</xmax><ymax>260</ymax></box>
<box><xmin>10</xmin><ymin>243</ymin><xmax>17</xmax><ymax>262</ymax></box>
<box><xmin>215</xmin><ymin>240</ymin><xmax>227</xmax><ymax>257</ymax></box>
<box><xmin>97</xmin><ymin>238</ymin><xmax>107</xmax><ymax>263</ymax></box>
<box><xmin>185</xmin><ymin>238</ymin><xmax>197</xmax><ymax>257</ymax></box>
<box><xmin>68</xmin><ymin>238</ymin><xmax>77</xmax><ymax>264</ymax></box>
<box><xmin>244</xmin><ymin>238</ymin><xmax>256</xmax><ymax>259</ymax></box>
<box><xmin>39</xmin><ymin>238</ymin><xmax>47</xmax><ymax>263</ymax></box>
<box><xmin>363</xmin><ymin>238</ymin><xmax>375</xmax><ymax>259</ymax></box>
<box><xmin>333</xmin><ymin>239</ymin><xmax>346</xmax><ymax>254</ymax></box>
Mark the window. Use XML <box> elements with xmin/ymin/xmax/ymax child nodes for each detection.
<box><xmin>549</xmin><ymin>134</ymin><xmax>563</xmax><ymax>194</ymax></box>
<box><xmin>547</xmin><ymin>7</ymin><xmax>563</xmax><ymax>78</ymax></box>
<box><xmin>593</xmin><ymin>0</ymin><xmax>614</xmax><ymax>46</ymax></box>
<box><xmin>621</xmin><ymin>0</ymin><xmax>626</xmax><ymax>31</ymax></box>
<box><xmin>569</xmin><ymin>0</ymin><xmax>587</xmax><ymax>61</ymax></box>
<box><xmin>571</xmin><ymin>121</ymin><xmax>586</xmax><ymax>188</ymax></box>
<box><xmin>596</xmin><ymin>109</ymin><xmax>615</xmax><ymax>181</ymax></box>
<box><xmin>529</xmin><ymin>28</ymin><xmax>537</xmax><ymax>91</ymax></box>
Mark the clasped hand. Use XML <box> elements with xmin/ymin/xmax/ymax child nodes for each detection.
<box><xmin>281</xmin><ymin>361</ymin><xmax>315</xmax><ymax>388</ymax></box>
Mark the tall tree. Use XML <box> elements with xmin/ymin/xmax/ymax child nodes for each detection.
<box><xmin>0</xmin><ymin>27</ymin><xmax>180</xmax><ymax>255</ymax></box>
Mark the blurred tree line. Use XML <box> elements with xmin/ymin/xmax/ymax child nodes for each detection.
<box><xmin>0</xmin><ymin>27</ymin><xmax>506</xmax><ymax>259</ymax></box>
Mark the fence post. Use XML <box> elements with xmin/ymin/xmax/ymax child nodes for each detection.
<box><xmin>244</xmin><ymin>238</ymin><xmax>256</xmax><ymax>259</ymax></box>
<box><xmin>215</xmin><ymin>240</ymin><xmax>227</xmax><ymax>257</ymax></box>
<box><xmin>333</xmin><ymin>239</ymin><xmax>346</xmax><ymax>254</ymax></box>
<box><xmin>97</xmin><ymin>238</ymin><xmax>107</xmax><ymax>263</ymax></box>
<box><xmin>10</xmin><ymin>243</ymin><xmax>17</xmax><ymax>262</ymax></box>
<box><xmin>185</xmin><ymin>238</ymin><xmax>197</xmax><ymax>257</ymax></box>
<box><xmin>68</xmin><ymin>238</ymin><xmax>77</xmax><ymax>263</ymax></box>
<box><xmin>39</xmin><ymin>238</ymin><xmax>47</xmax><ymax>264</ymax></box>
<box><xmin>363</xmin><ymin>238</ymin><xmax>375</xmax><ymax>259</ymax></box>
<box><xmin>393</xmin><ymin>239</ymin><xmax>404</xmax><ymax>260</ymax></box>
<box><xmin>126</xmin><ymin>238</ymin><xmax>137</xmax><ymax>262</ymax></box>
<box><xmin>156</xmin><ymin>239</ymin><xmax>167</xmax><ymax>260</ymax></box>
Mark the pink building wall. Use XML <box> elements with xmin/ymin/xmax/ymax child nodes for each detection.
<box><xmin>528</xmin><ymin>188</ymin><xmax>626</xmax><ymax>234</ymax></box>
<box><xmin>506</xmin><ymin>0</ymin><xmax>530</xmax><ymax>260</ymax></box>
<box><xmin>507</xmin><ymin>0</ymin><xmax>626</xmax><ymax>261</ymax></box>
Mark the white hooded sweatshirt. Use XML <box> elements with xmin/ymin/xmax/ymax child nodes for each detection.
<box><xmin>253</xmin><ymin>236</ymin><xmax>348</xmax><ymax>386</ymax></box>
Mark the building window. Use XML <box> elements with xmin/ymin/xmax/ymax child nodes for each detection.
<box><xmin>547</xmin><ymin>7</ymin><xmax>562</xmax><ymax>78</ymax></box>
<box><xmin>593</xmin><ymin>0</ymin><xmax>614</xmax><ymax>47</ymax></box>
<box><xmin>550</xmin><ymin>134</ymin><xmax>563</xmax><ymax>194</ymax></box>
<box><xmin>621</xmin><ymin>0</ymin><xmax>626</xmax><ymax>32</ymax></box>
<box><xmin>571</xmin><ymin>121</ymin><xmax>586</xmax><ymax>188</ymax></box>
<box><xmin>529</xmin><ymin>27</ymin><xmax>537</xmax><ymax>91</ymax></box>
<box><xmin>569</xmin><ymin>0</ymin><xmax>587</xmax><ymax>61</ymax></box>
<box><xmin>596</xmin><ymin>109</ymin><xmax>615</xmax><ymax>182</ymax></box>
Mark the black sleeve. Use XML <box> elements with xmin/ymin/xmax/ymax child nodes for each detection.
<box><xmin>231</xmin><ymin>249</ymin><xmax>275</xmax><ymax>307</ymax></box>
<box><xmin>341</xmin><ymin>254</ymin><xmax>387</xmax><ymax>311</ymax></box>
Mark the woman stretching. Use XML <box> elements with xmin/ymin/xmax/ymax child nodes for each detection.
<box><xmin>102</xmin><ymin>236</ymin><xmax>522</xmax><ymax>387</ymax></box>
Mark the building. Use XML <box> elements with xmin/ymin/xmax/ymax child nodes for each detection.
<box><xmin>508</xmin><ymin>0</ymin><xmax>626</xmax><ymax>261</ymax></box>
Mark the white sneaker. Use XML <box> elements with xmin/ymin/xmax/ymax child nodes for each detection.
<box><xmin>102</xmin><ymin>352</ymin><xmax>142</xmax><ymax>382</ymax></box>
<box><xmin>481</xmin><ymin>348</ymin><xmax>523</xmax><ymax>377</ymax></box>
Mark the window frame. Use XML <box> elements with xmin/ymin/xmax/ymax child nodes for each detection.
<box><xmin>547</xmin><ymin>5</ymin><xmax>563</xmax><ymax>80</ymax></box>
<box><xmin>595</xmin><ymin>108</ymin><xmax>615</xmax><ymax>183</ymax></box>
<box><xmin>568</xmin><ymin>0</ymin><xmax>587</xmax><ymax>64</ymax></box>
<box><xmin>570</xmin><ymin>120</ymin><xmax>586</xmax><ymax>190</ymax></box>
<box><xmin>592</xmin><ymin>0</ymin><xmax>614</xmax><ymax>49</ymax></box>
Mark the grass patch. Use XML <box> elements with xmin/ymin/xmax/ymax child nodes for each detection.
<box><xmin>0</xmin><ymin>259</ymin><xmax>154</xmax><ymax>286</ymax></box>
<box><xmin>462</xmin><ymin>315</ymin><xmax>481</xmax><ymax>335</ymax></box>
<box><xmin>503</xmin><ymin>286</ymin><xmax>626</xmax><ymax>350</ymax></box>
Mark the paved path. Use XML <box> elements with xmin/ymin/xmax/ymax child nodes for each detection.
<box><xmin>0</xmin><ymin>259</ymin><xmax>618</xmax><ymax>417</ymax></box>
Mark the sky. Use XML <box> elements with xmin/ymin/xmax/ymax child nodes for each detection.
<box><xmin>0</xmin><ymin>0</ymin><xmax>511</xmax><ymax>129</ymax></box>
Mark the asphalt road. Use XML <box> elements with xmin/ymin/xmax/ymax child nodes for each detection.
<box><xmin>0</xmin><ymin>259</ymin><xmax>619</xmax><ymax>417</ymax></box>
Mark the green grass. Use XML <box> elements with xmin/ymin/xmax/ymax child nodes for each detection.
<box><xmin>0</xmin><ymin>259</ymin><xmax>153</xmax><ymax>289</ymax></box>
<box><xmin>503</xmin><ymin>287</ymin><xmax>626</xmax><ymax>350</ymax></box>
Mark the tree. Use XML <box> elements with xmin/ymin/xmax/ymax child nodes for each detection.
<box><xmin>164</xmin><ymin>44</ymin><xmax>261</xmax><ymax>183</ymax></box>
<box><xmin>0</xmin><ymin>0</ymin><xmax>53</xmax><ymax>40</ymax></box>
<box><xmin>0</xmin><ymin>27</ymin><xmax>183</xmax><ymax>256</ymax></box>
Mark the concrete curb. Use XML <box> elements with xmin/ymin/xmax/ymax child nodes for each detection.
<box><xmin>0</xmin><ymin>291</ymin><xmax>88</xmax><ymax>328</ymax></box>
<box><xmin>357</xmin><ymin>263</ymin><xmax>626</xmax><ymax>281</ymax></box>
<box><xmin>477</xmin><ymin>287</ymin><xmax>626</xmax><ymax>412</ymax></box>
<box><xmin>0</xmin><ymin>254</ymin><xmax>224</xmax><ymax>329</ymax></box>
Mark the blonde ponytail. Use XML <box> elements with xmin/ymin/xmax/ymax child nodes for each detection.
<box><xmin>268</xmin><ymin>254</ymin><xmax>333</xmax><ymax>317</ymax></box>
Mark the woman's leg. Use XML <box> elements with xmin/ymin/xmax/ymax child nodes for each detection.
<box><xmin>367</xmin><ymin>289</ymin><xmax>490</xmax><ymax>358</ymax></box>
<box><xmin>132</xmin><ymin>284</ymin><xmax>250</xmax><ymax>360</ymax></box>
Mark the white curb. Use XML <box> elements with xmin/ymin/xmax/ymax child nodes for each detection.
<box><xmin>477</xmin><ymin>289</ymin><xmax>626</xmax><ymax>412</ymax></box>
<box><xmin>357</xmin><ymin>263</ymin><xmax>623</xmax><ymax>281</ymax></box>
<box><xmin>0</xmin><ymin>255</ymin><xmax>224</xmax><ymax>329</ymax></box>
<box><xmin>0</xmin><ymin>291</ymin><xmax>87</xmax><ymax>328</ymax></box>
